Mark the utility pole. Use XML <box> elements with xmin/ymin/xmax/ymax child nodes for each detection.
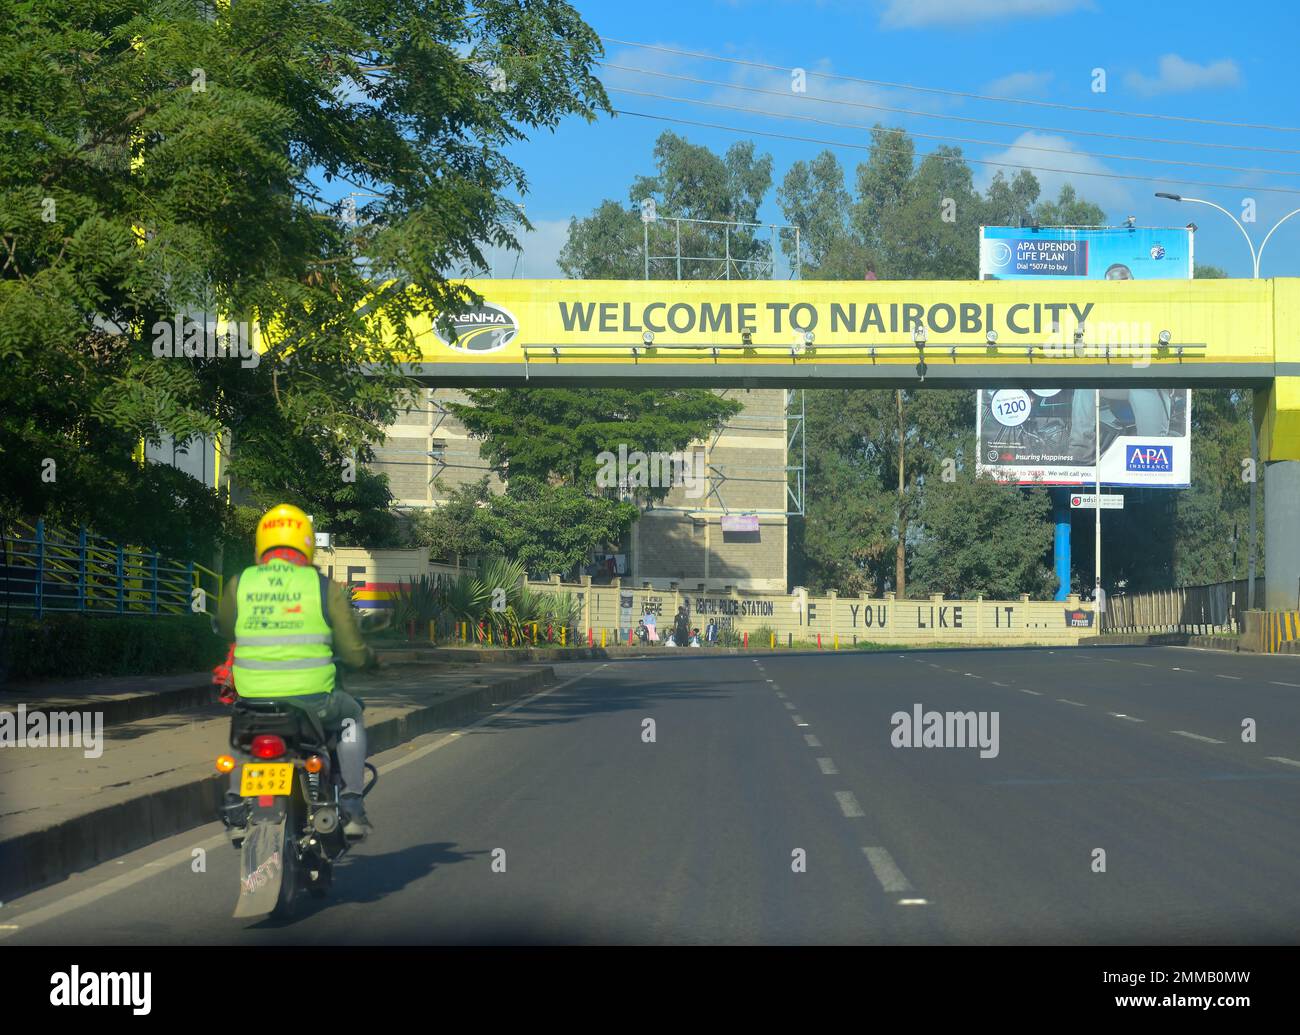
<box><xmin>1094</xmin><ymin>388</ymin><xmax>1102</xmax><ymax>600</ymax></box>
<box><xmin>896</xmin><ymin>389</ymin><xmax>906</xmax><ymax>599</ymax></box>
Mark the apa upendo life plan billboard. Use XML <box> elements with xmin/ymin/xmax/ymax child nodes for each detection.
<box><xmin>976</xmin><ymin>226</ymin><xmax>1193</xmax><ymax>488</ymax></box>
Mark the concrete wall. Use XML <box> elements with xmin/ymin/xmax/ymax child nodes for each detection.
<box><xmin>564</xmin><ymin>581</ymin><xmax>1094</xmax><ymax>647</ymax></box>
<box><xmin>312</xmin><ymin>547</ymin><xmax>1094</xmax><ymax>646</ymax></box>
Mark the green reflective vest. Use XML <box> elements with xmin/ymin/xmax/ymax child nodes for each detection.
<box><xmin>232</xmin><ymin>560</ymin><xmax>334</xmax><ymax>698</ymax></box>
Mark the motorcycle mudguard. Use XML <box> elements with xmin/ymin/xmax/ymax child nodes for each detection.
<box><xmin>233</xmin><ymin>812</ymin><xmax>289</xmax><ymax>918</ymax></box>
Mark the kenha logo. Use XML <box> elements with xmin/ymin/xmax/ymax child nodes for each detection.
<box><xmin>437</xmin><ymin>302</ymin><xmax>519</xmax><ymax>353</ymax></box>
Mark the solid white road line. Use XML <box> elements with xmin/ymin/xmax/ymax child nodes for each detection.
<box><xmin>862</xmin><ymin>847</ymin><xmax>915</xmax><ymax>894</ymax></box>
<box><xmin>1266</xmin><ymin>756</ymin><xmax>1300</xmax><ymax>768</ymax></box>
<box><xmin>1172</xmin><ymin>730</ymin><xmax>1225</xmax><ymax>745</ymax></box>
<box><xmin>835</xmin><ymin>791</ymin><xmax>865</xmax><ymax>818</ymax></box>
<box><xmin>1271</xmin><ymin>681</ymin><xmax>1300</xmax><ymax>688</ymax></box>
<box><xmin>816</xmin><ymin>757</ymin><xmax>839</xmax><ymax>775</ymax></box>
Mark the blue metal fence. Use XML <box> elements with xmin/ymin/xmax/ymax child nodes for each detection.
<box><xmin>0</xmin><ymin>519</ymin><xmax>222</xmax><ymax>618</ymax></box>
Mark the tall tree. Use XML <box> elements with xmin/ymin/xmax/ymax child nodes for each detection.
<box><xmin>446</xmin><ymin>388</ymin><xmax>740</xmax><ymax>499</ymax></box>
<box><xmin>1</xmin><ymin>0</ymin><xmax>609</xmax><ymax>551</ymax></box>
<box><xmin>778</xmin><ymin>128</ymin><xmax>1111</xmax><ymax>597</ymax></box>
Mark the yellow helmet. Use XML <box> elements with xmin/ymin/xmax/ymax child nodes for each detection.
<box><xmin>255</xmin><ymin>504</ymin><xmax>315</xmax><ymax>563</ymax></box>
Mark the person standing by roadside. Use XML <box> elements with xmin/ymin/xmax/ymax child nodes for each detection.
<box><xmin>673</xmin><ymin>605</ymin><xmax>691</xmax><ymax>648</ymax></box>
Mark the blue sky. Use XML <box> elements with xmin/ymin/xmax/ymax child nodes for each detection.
<box><xmin>489</xmin><ymin>0</ymin><xmax>1300</xmax><ymax>280</ymax></box>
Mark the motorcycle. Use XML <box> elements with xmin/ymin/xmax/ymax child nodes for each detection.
<box><xmin>212</xmin><ymin>646</ymin><xmax>379</xmax><ymax>920</ymax></box>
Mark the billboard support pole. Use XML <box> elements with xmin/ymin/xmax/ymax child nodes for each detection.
<box><xmin>1053</xmin><ymin>488</ymin><xmax>1071</xmax><ymax>601</ymax></box>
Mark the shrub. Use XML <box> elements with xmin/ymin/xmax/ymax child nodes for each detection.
<box><xmin>0</xmin><ymin>613</ymin><xmax>228</xmax><ymax>684</ymax></box>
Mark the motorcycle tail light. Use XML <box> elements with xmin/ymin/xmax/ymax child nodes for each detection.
<box><xmin>305</xmin><ymin>755</ymin><xmax>324</xmax><ymax>774</ymax></box>
<box><xmin>251</xmin><ymin>734</ymin><xmax>287</xmax><ymax>759</ymax></box>
<box><xmin>216</xmin><ymin>754</ymin><xmax>235</xmax><ymax>773</ymax></box>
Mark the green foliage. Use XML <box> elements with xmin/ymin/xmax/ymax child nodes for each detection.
<box><xmin>0</xmin><ymin>0</ymin><xmax>608</xmax><ymax>548</ymax></box>
<box><xmin>1</xmin><ymin>613</ymin><xmax>227</xmax><ymax>683</ymax></box>
<box><xmin>446</xmin><ymin>389</ymin><xmax>741</xmax><ymax>494</ymax></box>
<box><xmin>911</xmin><ymin>475</ymin><xmax>1055</xmax><ymax>598</ymax></box>
<box><xmin>411</xmin><ymin>476</ymin><xmax>638</xmax><ymax>579</ymax></box>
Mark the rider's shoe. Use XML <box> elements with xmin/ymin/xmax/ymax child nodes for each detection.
<box><xmin>341</xmin><ymin>793</ymin><xmax>372</xmax><ymax>841</ymax></box>
<box><xmin>221</xmin><ymin>792</ymin><xmax>249</xmax><ymax>848</ymax></box>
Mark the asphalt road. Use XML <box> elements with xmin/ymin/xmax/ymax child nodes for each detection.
<box><xmin>4</xmin><ymin>645</ymin><xmax>1300</xmax><ymax>945</ymax></box>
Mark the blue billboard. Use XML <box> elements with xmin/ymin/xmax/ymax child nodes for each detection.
<box><xmin>979</xmin><ymin>225</ymin><xmax>1193</xmax><ymax>281</ymax></box>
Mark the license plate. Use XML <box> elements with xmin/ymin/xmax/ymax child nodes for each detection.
<box><xmin>240</xmin><ymin>763</ymin><xmax>295</xmax><ymax>797</ymax></box>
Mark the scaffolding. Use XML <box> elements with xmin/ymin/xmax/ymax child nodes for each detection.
<box><xmin>641</xmin><ymin>212</ymin><xmax>806</xmax><ymax>517</ymax></box>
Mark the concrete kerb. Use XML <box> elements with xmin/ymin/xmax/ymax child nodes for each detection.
<box><xmin>1079</xmin><ymin>633</ymin><xmax>1245</xmax><ymax>651</ymax></box>
<box><xmin>0</xmin><ymin>665</ymin><xmax>556</xmax><ymax>903</ymax></box>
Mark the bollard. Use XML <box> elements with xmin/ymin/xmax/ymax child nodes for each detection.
<box><xmin>834</xmin><ymin>633</ymin><xmax>839</xmax><ymax>650</ymax></box>
<box><xmin>532</xmin><ymin>623</ymin><xmax>537</xmax><ymax>645</ymax></box>
<box><xmin>770</xmin><ymin>631</ymin><xmax>775</xmax><ymax>649</ymax></box>
<box><xmin>743</xmin><ymin>630</ymin><xmax>749</xmax><ymax>649</ymax></box>
<box><xmin>561</xmin><ymin>626</ymin><xmax>566</xmax><ymax>646</ymax></box>
<box><xmin>628</xmin><ymin>627</ymin><xmax>634</xmax><ymax>645</ymax></box>
<box><xmin>588</xmin><ymin>628</ymin><xmax>593</xmax><ymax>647</ymax></box>
<box><xmin>601</xmin><ymin>628</ymin><xmax>607</xmax><ymax>648</ymax></box>
<box><xmin>817</xmin><ymin>633</ymin><xmax>822</xmax><ymax>649</ymax></box>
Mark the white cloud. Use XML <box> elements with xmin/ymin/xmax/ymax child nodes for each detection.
<box><xmin>1124</xmin><ymin>54</ymin><xmax>1242</xmax><ymax>96</ymax></box>
<box><xmin>880</xmin><ymin>0</ymin><xmax>1093</xmax><ymax>29</ymax></box>
<box><xmin>984</xmin><ymin>71</ymin><xmax>1053</xmax><ymax>97</ymax></box>
<box><xmin>974</xmin><ymin>132</ymin><xmax>1132</xmax><ymax>218</ymax></box>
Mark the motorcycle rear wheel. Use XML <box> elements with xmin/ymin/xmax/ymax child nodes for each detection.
<box><xmin>269</xmin><ymin>795</ymin><xmax>302</xmax><ymax>920</ymax></box>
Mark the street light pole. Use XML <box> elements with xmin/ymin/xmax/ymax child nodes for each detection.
<box><xmin>1153</xmin><ymin>193</ymin><xmax>1300</xmax><ymax>610</ymax></box>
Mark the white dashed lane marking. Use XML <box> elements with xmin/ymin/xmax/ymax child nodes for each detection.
<box><xmin>1172</xmin><ymin>730</ymin><xmax>1225</xmax><ymax>745</ymax></box>
<box><xmin>1216</xmin><ymin>675</ymin><xmax>1242</xmax><ymax>681</ymax></box>
<box><xmin>1057</xmin><ymin>698</ymin><xmax>1086</xmax><ymax>707</ymax></box>
<box><xmin>835</xmin><ymin>791</ymin><xmax>865</xmax><ymax>818</ymax></box>
<box><xmin>1019</xmin><ymin>689</ymin><xmax>1042</xmax><ymax>696</ymax></box>
<box><xmin>1266</xmin><ymin>756</ymin><xmax>1300</xmax><ymax>768</ymax></box>
<box><xmin>816</xmin><ymin>757</ymin><xmax>839</xmax><ymax>775</ymax></box>
<box><xmin>804</xmin><ymin>734</ymin><xmax>822</xmax><ymax>747</ymax></box>
<box><xmin>1108</xmin><ymin>712</ymin><xmax>1144</xmax><ymax>722</ymax></box>
<box><xmin>1271</xmin><ymin>681</ymin><xmax>1300</xmax><ymax>688</ymax></box>
<box><xmin>862</xmin><ymin>847</ymin><xmax>916</xmax><ymax>894</ymax></box>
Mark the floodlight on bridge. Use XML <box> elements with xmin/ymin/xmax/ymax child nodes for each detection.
<box><xmin>1073</xmin><ymin>326</ymin><xmax>1087</xmax><ymax>358</ymax></box>
<box><xmin>985</xmin><ymin>330</ymin><xmax>998</xmax><ymax>346</ymax></box>
<box><xmin>912</xmin><ymin>324</ymin><xmax>927</xmax><ymax>347</ymax></box>
<box><xmin>1158</xmin><ymin>329</ymin><xmax>1172</xmax><ymax>347</ymax></box>
<box><xmin>642</xmin><ymin>330</ymin><xmax>655</xmax><ymax>346</ymax></box>
<box><xmin>741</xmin><ymin>330</ymin><xmax>753</xmax><ymax>347</ymax></box>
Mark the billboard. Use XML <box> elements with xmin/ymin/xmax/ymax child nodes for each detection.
<box><xmin>977</xmin><ymin>226</ymin><xmax>1193</xmax><ymax>488</ymax></box>
<box><xmin>979</xmin><ymin>225</ymin><xmax>1193</xmax><ymax>281</ymax></box>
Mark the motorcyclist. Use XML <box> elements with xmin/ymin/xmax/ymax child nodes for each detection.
<box><xmin>219</xmin><ymin>504</ymin><xmax>378</xmax><ymax>843</ymax></box>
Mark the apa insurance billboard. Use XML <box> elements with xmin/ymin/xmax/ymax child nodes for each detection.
<box><xmin>976</xmin><ymin>226</ymin><xmax>1193</xmax><ymax>488</ymax></box>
